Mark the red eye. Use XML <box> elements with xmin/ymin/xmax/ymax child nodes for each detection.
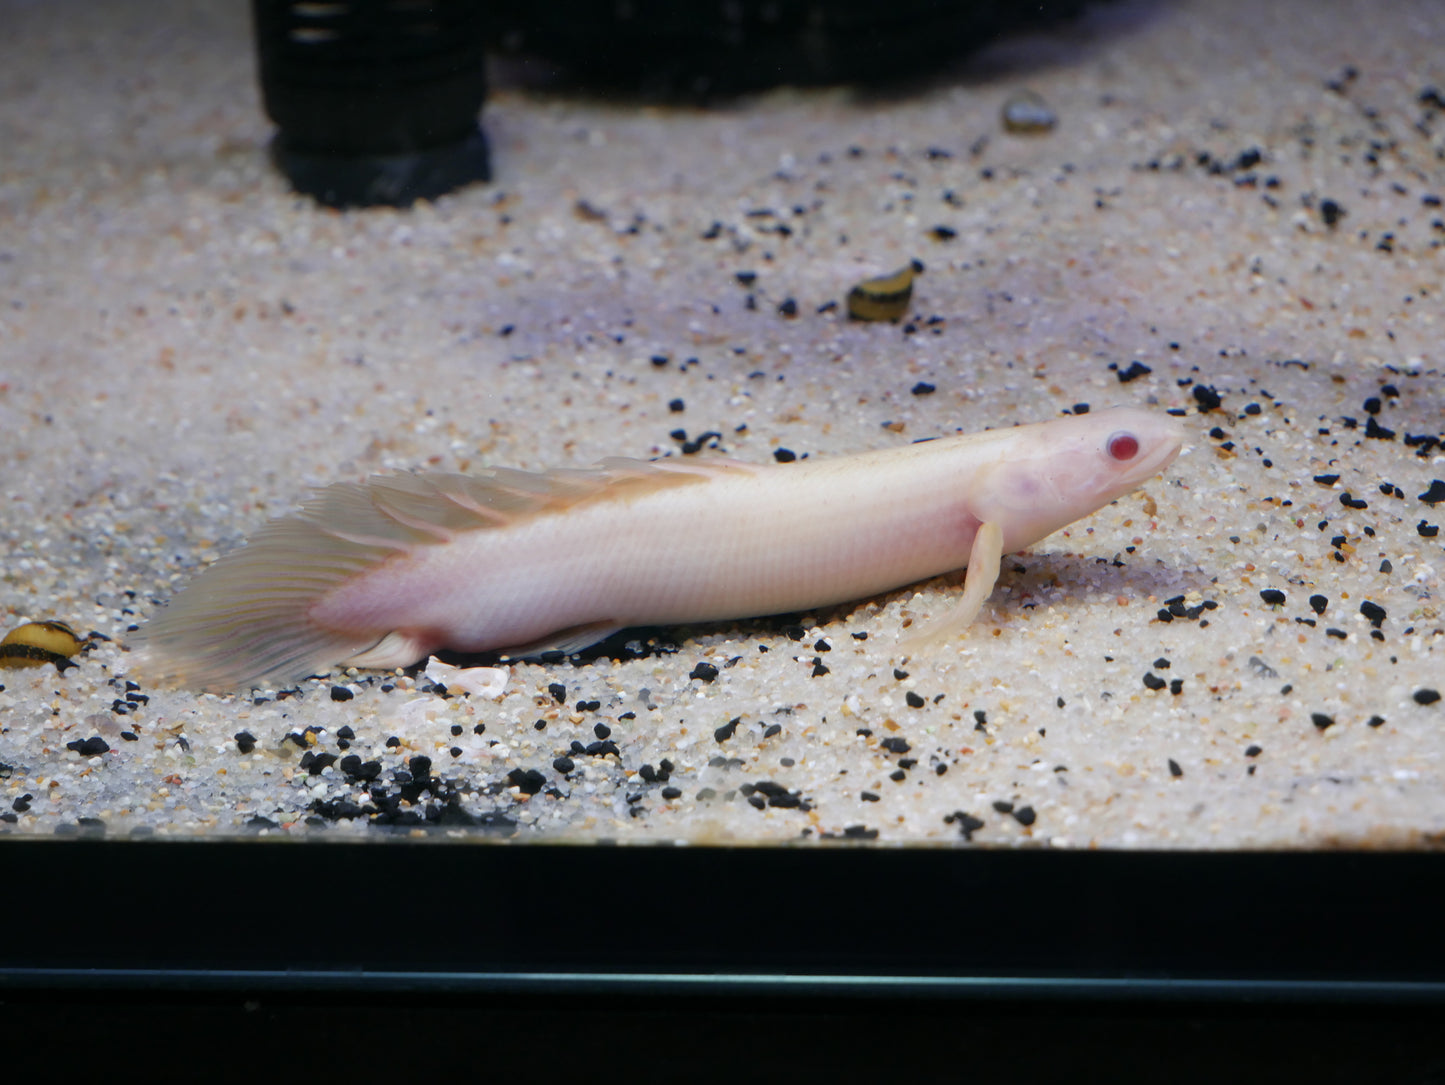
<box><xmin>1107</xmin><ymin>431</ymin><xmax>1139</xmax><ymax>461</ymax></box>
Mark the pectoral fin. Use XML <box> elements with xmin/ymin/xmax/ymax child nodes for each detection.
<box><xmin>898</xmin><ymin>520</ymin><xmax>1004</xmax><ymax>651</ymax></box>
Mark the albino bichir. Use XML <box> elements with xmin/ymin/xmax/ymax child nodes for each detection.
<box><xmin>137</xmin><ymin>406</ymin><xmax>1184</xmax><ymax>690</ymax></box>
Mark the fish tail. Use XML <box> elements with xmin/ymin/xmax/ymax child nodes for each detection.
<box><xmin>134</xmin><ymin>486</ymin><xmax>403</xmax><ymax>691</ymax></box>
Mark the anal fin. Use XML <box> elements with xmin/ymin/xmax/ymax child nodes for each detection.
<box><xmin>341</xmin><ymin>630</ymin><xmax>435</xmax><ymax>671</ymax></box>
<box><xmin>340</xmin><ymin>622</ymin><xmax>625</xmax><ymax>670</ymax></box>
<box><xmin>495</xmin><ymin>621</ymin><xmax>623</xmax><ymax>660</ymax></box>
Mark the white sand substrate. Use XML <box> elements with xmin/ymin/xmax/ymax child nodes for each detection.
<box><xmin>1</xmin><ymin>0</ymin><xmax>1442</xmax><ymax>846</ymax></box>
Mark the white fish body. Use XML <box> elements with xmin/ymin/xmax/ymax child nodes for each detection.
<box><xmin>138</xmin><ymin>407</ymin><xmax>1184</xmax><ymax>690</ymax></box>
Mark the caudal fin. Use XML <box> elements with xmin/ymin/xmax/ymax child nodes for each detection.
<box><xmin>133</xmin><ymin>495</ymin><xmax>400</xmax><ymax>692</ymax></box>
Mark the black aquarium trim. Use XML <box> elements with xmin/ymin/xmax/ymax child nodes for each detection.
<box><xmin>3</xmin><ymin>841</ymin><xmax>1443</xmax><ymax>1000</ymax></box>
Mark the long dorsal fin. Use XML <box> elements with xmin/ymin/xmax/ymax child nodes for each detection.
<box><xmin>135</xmin><ymin>457</ymin><xmax>743</xmax><ymax>690</ymax></box>
<box><xmin>353</xmin><ymin>456</ymin><xmax>731</xmax><ymax>542</ymax></box>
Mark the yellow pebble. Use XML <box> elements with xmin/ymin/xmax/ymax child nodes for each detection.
<box><xmin>846</xmin><ymin>260</ymin><xmax>923</xmax><ymax>322</ymax></box>
<box><xmin>0</xmin><ymin>620</ymin><xmax>84</xmax><ymax>670</ymax></box>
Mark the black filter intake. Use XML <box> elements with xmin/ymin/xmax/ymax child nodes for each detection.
<box><xmin>252</xmin><ymin>0</ymin><xmax>490</xmax><ymax>207</ymax></box>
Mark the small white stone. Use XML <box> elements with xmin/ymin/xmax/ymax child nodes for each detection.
<box><xmin>424</xmin><ymin>658</ymin><xmax>509</xmax><ymax>698</ymax></box>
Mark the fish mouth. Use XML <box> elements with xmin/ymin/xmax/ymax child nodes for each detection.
<box><xmin>1132</xmin><ymin>416</ymin><xmax>1186</xmax><ymax>479</ymax></box>
<box><xmin>1149</xmin><ymin>430</ymin><xmax>1185</xmax><ymax>475</ymax></box>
